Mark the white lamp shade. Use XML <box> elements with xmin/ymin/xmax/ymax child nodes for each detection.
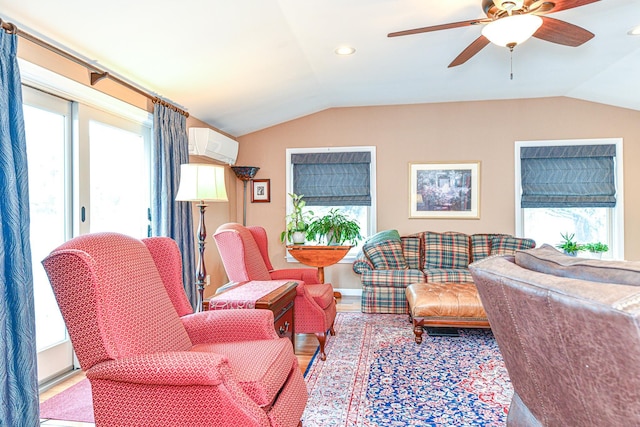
<box><xmin>481</xmin><ymin>15</ymin><xmax>543</xmax><ymax>47</ymax></box>
<box><xmin>175</xmin><ymin>163</ymin><xmax>228</xmax><ymax>202</ymax></box>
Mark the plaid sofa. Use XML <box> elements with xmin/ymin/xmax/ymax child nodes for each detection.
<box><xmin>353</xmin><ymin>231</ymin><xmax>535</xmax><ymax>314</ymax></box>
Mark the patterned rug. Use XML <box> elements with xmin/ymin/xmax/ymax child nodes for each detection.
<box><xmin>303</xmin><ymin>312</ymin><xmax>512</xmax><ymax>426</ymax></box>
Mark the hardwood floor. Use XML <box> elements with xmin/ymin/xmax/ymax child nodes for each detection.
<box><xmin>39</xmin><ymin>295</ymin><xmax>361</xmax><ymax>426</ymax></box>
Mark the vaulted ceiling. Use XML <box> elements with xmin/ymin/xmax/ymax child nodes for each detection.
<box><xmin>1</xmin><ymin>0</ymin><xmax>639</xmax><ymax>136</ymax></box>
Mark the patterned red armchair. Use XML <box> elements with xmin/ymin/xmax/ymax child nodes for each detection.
<box><xmin>213</xmin><ymin>223</ymin><xmax>336</xmax><ymax>360</ymax></box>
<box><xmin>42</xmin><ymin>232</ymin><xmax>307</xmax><ymax>427</ymax></box>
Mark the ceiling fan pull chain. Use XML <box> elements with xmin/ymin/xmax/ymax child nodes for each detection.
<box><xmin>510</xmin><ymin>49</ymin><xmax>513</xmax><ymax>80</ymax></box>
<box><xmin>507</xmin><ymin>42</ymin><xmax>515</xmax><ymax>80</ymax></box>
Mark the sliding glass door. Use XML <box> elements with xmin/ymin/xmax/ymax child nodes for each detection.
<box><xmin>23</xmin><ymin>87</ymin><xmax>74</xmax><ymax>383</ymax></box>
<box><xmin>23</xmin><ymin>86</ymin><xmax>152</xmax><ymax>385</ymax></box>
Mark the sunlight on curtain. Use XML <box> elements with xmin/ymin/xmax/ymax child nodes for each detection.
<box><xmin>151</xmin><ymin>104</ymin><xmax>197</xmax><ymax>308</ymax></box>
<box><xmin>0</xmin><ymin>28</ymin><xmax>40</xmax><ymax>425</ymax></box>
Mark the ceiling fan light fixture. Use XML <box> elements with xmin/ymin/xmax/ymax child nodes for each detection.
<box><xmin>481</xmin><ymin>14</ymin><xmax>543</xmax><ymax>47</ymax></box>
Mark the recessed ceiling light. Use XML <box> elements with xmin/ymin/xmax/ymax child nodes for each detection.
<box><xmin>335</xmin><ymin>46</ymin><xmax>356</xmax><ymax>56</ymax></box>
<box><xmin>628</xmin><ymin>25</ymin><xmax>640</xmax><ymax>35</ymax></box>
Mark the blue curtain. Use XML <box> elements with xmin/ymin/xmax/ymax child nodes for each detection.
<box><xmin>151</xmin><ymin>103</ymin><xmax>197</xmax><ymax>309</ymax></box>
<box><xmin>0</xmin><ymin>28</ymin><xmax>40</xmax><ymax>425</ymax></box>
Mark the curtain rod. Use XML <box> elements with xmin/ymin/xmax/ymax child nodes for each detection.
<box><xmin>1</xmin><ymin>18</ymin><xmax>189</xmax><ymax>117</ymax></box>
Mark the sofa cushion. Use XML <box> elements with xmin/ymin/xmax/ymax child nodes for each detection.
<box><xmin>516</xmin><ymin>244</ymin><xmax>640</xmax><ymax>286</ymax></box>
<box><xmin>424</xmin><ymin>231</ymin><xmax>470</xmax><ymax>269</ymax></box>
<box><xmin>491</xmin><ymin>235</ymin><xmax>536</xmax><ymax>256</ymax></box>
<box><xmin>423</xmin><ymin>268</ymin><xmax>473</xmax><ymax>284</ymax></box>
<box><xmin>363</xmin><ymin>239</ymin><xmax>408</xmax><ymax>269</ymax></box>
<box><xmin>470</xmin><ymin>234</ymin><xmax>495</xmax><ymax>262</ymax></box>
<box><xmin>401</xmin><ymin>236</ymin><xmax>422</xmax><ymax>269</ymax></box>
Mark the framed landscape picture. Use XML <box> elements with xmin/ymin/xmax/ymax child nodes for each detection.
<box><xmin>409</xmin><ymin>161</ymin><xmax>480</xmax><ymax>219</ymax></box>
<box><xmin>251</xmin><ymin>179</ymin><xmax>270</xmax><ymax>203</ymax></box>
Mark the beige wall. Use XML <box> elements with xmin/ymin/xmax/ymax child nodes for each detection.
<box><xmin>17</xmin><ymin>38</ymin><xmax>238</xmax><ymax>297</ymax></box>
<box><xmin>236</xmin><ymin>98</ymin><xmax>640</xmax><ymax>290</ymax></box>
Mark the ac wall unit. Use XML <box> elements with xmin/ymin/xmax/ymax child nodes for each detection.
<box><xmin>188</xmin><ymin>127</ymin><xmax>238</xmax><ymax>165</ymax></box>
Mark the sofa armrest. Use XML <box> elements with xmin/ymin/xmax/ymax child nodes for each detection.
<box><xmin>353</xmin><ymin>250</ymin><xmax>374</xmax><ymax>274</ymax></box>
<box><xmin>270</xmin><ymin>268</ymin><xmax>320</xmax><ymax>284</ymax></box>
<box><xmin>181</xmin><ymin>309</ymin><xmax>278</xmax><ymax>344</ymax></box>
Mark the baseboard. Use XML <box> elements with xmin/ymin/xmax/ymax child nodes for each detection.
<box><xmin>334</xmin><ymin>288</ymin><xmax>362</xmax><ymax>297</ymax></box>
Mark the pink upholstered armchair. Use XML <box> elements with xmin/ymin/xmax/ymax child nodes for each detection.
<box><xmin>213</xmin><ymin>223</ymin><xmax>336</xmax><ymax>360</ymax></box>
<box><xmin>42</xmin><ymin>232</ymin><xmax>307</xmax><ymax>427</ymax></box>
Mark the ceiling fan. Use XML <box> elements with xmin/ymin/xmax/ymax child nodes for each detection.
<box><xmin>388</xmin><ymin>0</ymin><xmax>599</xmax><ymax>67</ymax></box>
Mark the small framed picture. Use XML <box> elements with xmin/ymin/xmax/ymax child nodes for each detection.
<box><xmin>251</xmin><ymin>179</ymin><xmax>270</xmax><ymax>203</ymax></box>
<box><xmin>409</xmin><ymin>161</ymin><xmax>480</xmax><ymax>219</ymax></box>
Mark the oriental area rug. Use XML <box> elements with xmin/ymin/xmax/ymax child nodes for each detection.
<box><xmin>40</xmin><ymin>312</ymin><xmax>512</xmax><ymax>426</ymax></box>
<box><xmin>302</xmin><ymin>312</ymin><xmax>512</xmax><ymax>427</ymax></box>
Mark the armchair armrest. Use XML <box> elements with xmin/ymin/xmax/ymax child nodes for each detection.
<box><xmin>181</xmin><ymin>309</ymin><xmax>278</xmax><ymax>344</ymax></box>
<box><xmin>270</xmin><ymin>268</ymin><xmax>320</xmax><ymax>284</ymax></box>
<box><xmin>86</xmin><ymin>351</ymin><xmax>229</xmax><ymax>385</ymax></box>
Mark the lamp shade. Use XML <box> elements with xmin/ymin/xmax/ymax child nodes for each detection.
<box><xmin>481</xmin><ymin>15</ymin><xmax>543</xmax><ymax>47</ymax></box>
<box><xmin>175</xmin><ymin>163</ymin><xmax>228</xmax><ymax>202</ymax></box>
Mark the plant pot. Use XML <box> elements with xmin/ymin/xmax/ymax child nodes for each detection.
<box><xmin>292</xmin><ymin>231</ymin><xmax>306</xmax><ymax>245</ymax></box>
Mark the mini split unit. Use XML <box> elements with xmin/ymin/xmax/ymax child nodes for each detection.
<box><xmin>188</xmin><ymin>127</ymin><xmax>239</xmax><ymax>165</ymax></box>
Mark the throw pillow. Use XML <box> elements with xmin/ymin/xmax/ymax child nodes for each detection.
<box><xmin>491</xmin><ymin>235</ymin><xmax>536</xmax><ymax>256</ymax></box>
<box><xmin>363</xmin><ymin>239</ymin><xmax>408</xmax><ymax>270</ymax></box>
<box><xmin>366</xmin><ymin>229</ymin><xmax>402</xmax><ymax>245</ymax></box>
<box><xmin>424</xmin><ymin>231</ymin><xmax>470</xmax><ymax>269</ymax></box>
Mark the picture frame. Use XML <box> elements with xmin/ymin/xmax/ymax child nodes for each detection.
<box><xmin>409</xmin><ymin>161</ymin><xmax>480</xmax><ymax>219</ymax></box>
<box><xmin>251</xmin><ymin>179</ymin><xmax>270</xmax><ymax>203</ymax></box>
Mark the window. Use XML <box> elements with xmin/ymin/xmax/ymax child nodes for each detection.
<box><xmin>515</xmin><ymin>139</ymin><xmax>624</xmax><ymax>259</ymax></box>
<box><xmin>21</xmin><ymin>59</ymin><xmax>152</xmax><ymax>385</ymax></box>
<box><xmin>286</xmin><ymin>147</ymin><xmax>376</xmax><ymax>260</ymax></box>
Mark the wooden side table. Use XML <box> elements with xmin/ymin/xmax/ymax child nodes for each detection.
<box><xmin>205</xmin><ymin>281</ymin><xmax>298</xmax><ymax>346</ymax></box>
<box><xmin>286</xmin><ymin>245</ymin><xmax>351</xmax><ymax>283</ymax></box>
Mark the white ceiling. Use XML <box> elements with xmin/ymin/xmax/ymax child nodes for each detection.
<box><xmin>1</xmin><ymin>0</ymin><xmax>639</xmax><ymax>136</ymax></box>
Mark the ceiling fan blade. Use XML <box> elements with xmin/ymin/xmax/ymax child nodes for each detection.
<box><xmin>448</xmin><ymin>36</ymin><xmax>491</xmax><ymax>68</ymax></box>
<box><xmin>534</xmin><ymin>16</ymin><xmax>594</xmax><ymax>46</ymax></box>
<box><xmin>388</xmin><ymin>19</ymin><xmax>487</xmax><ymax>38</ymax></box>
<box><xmin>545</xmin><ymin>0</ymin><xmax>600</xmax><ymax>13</ymax></box>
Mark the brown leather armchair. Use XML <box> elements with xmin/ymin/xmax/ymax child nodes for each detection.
<box><xmin>470</xmin><ymin>244</ymin><xmax>640</xmax><ymax>427</ymax></box>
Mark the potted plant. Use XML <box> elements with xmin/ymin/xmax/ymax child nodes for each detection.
<box><xmin>306</xmin><ymin>208</ymin><xmax>362</xmax><ymax>245</ymax></box>
<box><xmin>582</xmin><ymin>242</ymin><xmax>609</xmax><ymax>259</ymax></box>
<box><xmin>556</xmin><ymin>232</ymin><xmax>582</xmax><ymax>256</ymax></box>
<box><xmin>280</xmin><ymin>193</ymin><xmax>313</xmax><ymax>244</ymax></box>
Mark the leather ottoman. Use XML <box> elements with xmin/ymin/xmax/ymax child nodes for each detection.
<box><xmin>405</xmin><ymin>282</ymin><xmax>490</xmax><ymax>343</ymax></box>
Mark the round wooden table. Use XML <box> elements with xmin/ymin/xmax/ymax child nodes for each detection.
<box><xmin>286</xmin><ymin>245</ymin><xmax>351</xmax><ymax>284</ymax></box>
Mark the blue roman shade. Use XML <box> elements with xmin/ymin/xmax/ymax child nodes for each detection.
<box><xmin>520</xmin><ymin>144</ymin><xmax>616</xmax><ymax>208</ymax></box>
<box><xmin>292</xmin><ymin>151</ymin><xmax>371</xmax><ymax>206</ymax></box>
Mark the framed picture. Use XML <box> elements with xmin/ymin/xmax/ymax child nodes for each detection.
<box><xmin>251</xmin><ymin>179</ymin><xmax>270</xmax><ymax>203</ymax></box>
<box><xmin>409</xmin><ymin>161</ymin><xmax>480</xmax><ymax>219</ymax></box>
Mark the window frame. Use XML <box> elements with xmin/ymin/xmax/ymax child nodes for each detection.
<box><xmin>514</xmin><ymin>138</ymin><xmax>624</xmax><ymax>259</ymax></box>
<box><xmin>285</xmin><ymin>146</ymin><xmax>377</xmax><ymax>262</ymax></box>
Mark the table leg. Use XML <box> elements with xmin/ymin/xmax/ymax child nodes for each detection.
<box><xmin>318</xmin><ymin>266</ymin><xmax>324</xmax><ymax>283</ymax></box>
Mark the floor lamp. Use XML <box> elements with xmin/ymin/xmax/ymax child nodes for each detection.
<box><xmin>176</xmin><ymin>163</ymin><xmax>228</xmax><ymax>312</ymax></box>
<box><xmin>230</xmin><ymin>166</ymin><xmax>259</xmax><ymax>226</ymax></box>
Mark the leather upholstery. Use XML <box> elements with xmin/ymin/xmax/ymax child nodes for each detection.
<box><xmin>470</xmin><ymin>251</ymin><xmax>640</xmax><ymax>427</ymax></box>
<box><xmin>42</xmin><ymin>232</ymin><xmax>307</xmax><ymax>426</ymax></box>
<box><xmin>406</xmin><ymin>282</ymin><xmax>487</xmax><ymax>320</ymax></box>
